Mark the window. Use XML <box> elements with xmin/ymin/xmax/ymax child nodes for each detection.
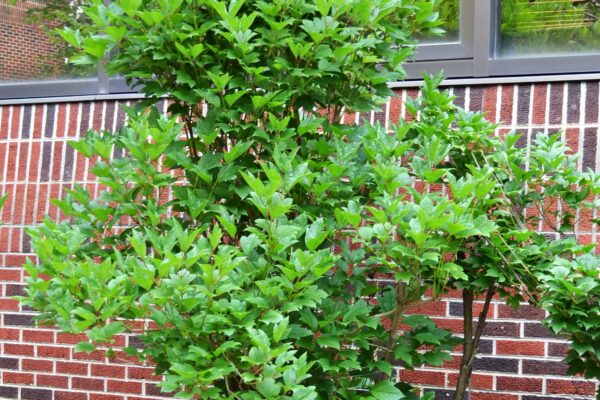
<box><xmin>407</xmin><ymin>0</ymin><xmax>600</xmax><ymax>79</ymax></box>
<box><xmin>498</xmin><ymin>0</ymin><xmax>600</xmax><ymax>57</ymax></box>
<box><xmin>0</xmin><ymin>0</ymin><xmax>131</xmax><ymax>100</ymax></box>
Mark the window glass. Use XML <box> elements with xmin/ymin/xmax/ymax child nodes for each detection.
<box><xmin>0</xmin><ymin>0</ymin><xmax>95</xmax><ymax>82</ymax></box>
<box><xmin>499</xmin><ymin>0</ymin><xmax>600</xmax><ymax>57</ymax></box>
<box><xmin>419</xmin><ymin>0</ymin><xmax>460</xmax><ymax>43</ymax></box>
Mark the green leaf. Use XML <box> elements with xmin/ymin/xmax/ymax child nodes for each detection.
<box><xmin>119</xmin><ymin>0</ymin><xmax>142</xmax><ymax>16</ymax></box>
<box><xmin>316</xmin><ymin>334</ymin><xmax>340</xmax><ymax>349</ymax></box>
<box><xmin>414</xmin><ymin>333</ymin><xmax>441</xmax><ymax>345</ymax></box>
<box><xmin>133</xmin><ymin>262</ymin><xmax>155</xmax><ymax>291</ymax></box>
<box><xmin>370</xmin><ymin>380</ymin><xmax>405</xmax><ymax>400</ymax></box>
<box><xmin>74</xmin><ymin>342</ymin><xmax>96</xmax><ymax>353</ymax></box>
<box><xmin>224</xmin><ymin>140</ymin><xmax>254</xmax><ymax>164</ymax></box>
<box><xmin>305</xmin><ymin>218</ymin><xmax>329</xmax><ymax>251</ymax></box>
<box><xmin>257</xmin><ymin>378</ymin><xmax>281</xmax><ymax>398</ymax></box>
<box><xmin>273</xmin><ymin>317</ymin><xmax>289</xmax><ymax>342</ymax></box>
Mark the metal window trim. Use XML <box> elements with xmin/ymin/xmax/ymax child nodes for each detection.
<box><xmin>415</xmin><ymin>42</ymin><xmax>472</xmax><ymax>61</ymax></box>
<box><xmin>404</xmin><ymin>59</ymin><xmax>474</xmax><ymax>79</ymax></box>
<box><xmin>489</xmin><ymin>55</ymin><xmax>600</xmax><ymax>76</ymax></box>
<box><xmin>0</xmin><ymin>78</ymin><xmax>102</xmax><ymax>100</ymax></box>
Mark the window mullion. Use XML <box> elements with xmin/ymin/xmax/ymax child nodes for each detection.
<box><xmin>471</xmin><ymin>0</ymin><xmax>494</xmax><ymax>77</ymax></box>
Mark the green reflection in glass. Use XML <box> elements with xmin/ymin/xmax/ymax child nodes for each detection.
<box><xmin>500</xmin><ymin>0</ymin><xmax>600</xmax><ymax>57</ymax></box>
<box><xmin>420</xmin><ymin>0</ymin><xmax>461</xmax><ymax>42</ymax></box>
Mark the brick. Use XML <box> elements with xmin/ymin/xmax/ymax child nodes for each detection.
<box><xmin>496</xmin><ymin>340</ymin><xmax>545</xmax><ymax>356</ymax></box>
<box><xmin>0</xmin><ymin>385</ymin><xmax>19</xmax><ymax>399</ymax></box>
<box><xmin>448</xmin><ymin>301</ymin><xmax>494</xmax><ymax>319</ymax></box>
<box><xmin>127</xmin><ymin>366</ymin><xmax>161</xmax><ymax>381</ymax></box>
<box><xmin>566</xmin><ymin>82</ymin><xmax>581</xmax><ymax>124</ymax></box>
<box><xmin>0</xmin><ymin>357</ymin><xmax>19</xmax><ymax>370</ymax></box>
<box><xmin>73</xmin><ymin>377</ymin><xmax>106</xmax><ymax>391</ymax></box>
<box><xmin>522</xmin><ymin>360</ymin><xmax>568</xmax><ymax>376</ymax></box>
<box><xmin>38</xmin><ymin>345</ymin><xmax>71</xmax><ymax>358</ymax></box>
<box><xmin>22</xmin><ymin>387</ymin><xmax>53</xmax><ymax>400</ymax></box>
<box><xmin>405</xmin><ymin>301</ymin><xmax>447</xmax><ymax>316</ymax></box>
<box><xmin>531</xmin><ymin>84</ymin><xmax>548</xmax><ymax>125</ymax></box>
<box><xmin>448</xmin><ymin>373</ymin><xmax>493</xmax><ymax>390</ymax></box>
<box><xmin>442</xmin><ymin>355</ymin><xmax>461</xmax><ymax>370</ymax></box>
<box><xmin>73</xmin><ymin>349</ymin><xmax>106</xmax><ymax>362</ymax></box>
<box><xmin>57</xmin><ymin>332</ymin><xmax>87</xmax><ymax>344</ymax></box>
<box><xmin>549</xmin><ymin>83</ymin><xmax>564</xmax><ymax>125</ymax></box>
<box><xmin>3</xmin><ymin>371</ymin><xmax>34</xmax><ymax>385</ymax></box>
<box><xmin>89</xmin><ymin>395</ymin><xmax>124</xmax><ymax>400</ymax></box>
<box><xmin>548</xmin><ymin>342</ymin><xmax>569</xmax><ymax>357</ymax></box>
<box><xmin>4</xmin><ymin>343</ymin><xmax>34</xmax><ymax>356</ymax></box>
<box><xmin>37</xmin><ymin>374</ymin><xmax>69</xmax><ymax>388</ymax></box>
<box><xmin>398</xmin><ymin>369</ymin><xmax>445</xmax><ymax>386</ymax></box>
<box><xmin>5</xmin><ymin>254</ymin><xmax>29</xmax><ymax>266</ymax></box>
<box><xmin>4</xmin><ymin>284</ymin><xmax>27</xmax><ymax>298</ymax></box>
<box><xmin>473</xmin><ymin>357</ymin><xmax>519</xmax><ymax>373</ymax></box>
<box><xmin>0</xmin><ymin>298</ymin><xmax>20</xmax><ymax>311</ymax></box>
<box><xmin>434</xmin><ymin>389</ymin><xmax>455</xmax><ymax>400</ymax></box>
<box><xmin>127</xmin><ymin>397</ymin><xmax>164</xmax><ymax>400</ymax></box>
<box><xmin>516</xmin><ymin>84</ymin><xmax>531</xmax><ymax>125</ymax></box>
<box><xmin>496</xmin><ymin>377</ymin><xmax>542</xmax><ymax>392</ymax></box>
<box><xmin>585</xmin><ymin>81</ymin><xmax>599</xmax><ymax>123</ymax></box>
<box><xmin>127</xmin><ymin>335</ymin><xmax>145</xmax><ymax>349</ymax></box>
<box><xmin>0</xmin><ymin>327</ymin><xmax>20</xmax><ymax>341</ymax></box>
<box><xmin>23</xmin><ymin>329</ymin><xmax>55</xmax><ymax>343</ymax></box>
<box><xmin>500</xmin><ymin>85</ymin><xmax>514</xmax><ymax>125</ymax></box>
<box><xmin>497</xmin><ymin>304</ymin><xmax>545</xmax><ymax>320</ymax></box>
<box><xmin>92</xmin><ymin>364</ymin><xmax>126</xmax><ymax>378</ymax></box>
<box><xmin>523</xmin><ymin>323</ymin><xmax>554</xmax><ymax>338</ymax></box>
<box><xmin>3</xmin><ymin>312</ymin><xmax>34</xmax><ymax>326</ymax></box>
<box><xmin>478</xmin><ymin>339</ymin><xmax>493</xmax><ymax>354</ymax></box>
<box><xmin>482</xmin><ymin>322</ymin><xmax>519</xmax><ymax>337</ymax></box>
<box><xmin>471</xmin><ymin>393</ymin><xmax>518</xmax><ymax>400</ymax></box>
<box><xmin>0</xmin><ymin>268</ymin><xmax>21</xmax><ymax>281</ymax></box>
<box><xmin>22</xmin><ymin>358</ymin><xmax>53</xmax><ymax>372</ymax></box>
<box><xmin>546</xmin><ymin>379</ymin><xmax>596</xmax><ymax>395</ymax></box>
<box><xmin>145</xmin><ymin>383</ymin><xmax>171</xmax><ymax>397</ymax></box>
<box><xmin>432</xmin><ymin>318</ymin><xmax>464</xmax><ymax>334</ymax></box>
<box><xmin>57</xmin><ymin>361</ymin><xmax>89</xmax><ymax>375</ymax></box>
<box><xmin>108</xmin><ymin>380</ymin><xmax>143</xmax><ymax>394</ymax></box>
<box><xmin>55</xmin><ymin>391</ymin><xmax>88</xmax><ymax>400</ymax></box>
<box><xmin>522</xmin><ymin>397</ymin><xmax>570</xmax><ymax>400</ymax></box>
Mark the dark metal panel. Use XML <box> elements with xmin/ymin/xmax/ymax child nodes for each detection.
<box><xmin>404</xmin><ymin>59</ymin><xmax>474</xmax><ymax>80</ymax></box>
<box><xmin>0</xmin><ymin>78</ymin><xmax>100</xmax><ymax>100</ymax></box>
<box><xmin>108</xmin><ymin>77</ymin><xmax>137</xmax><ymax>93</ymax></box>
<box><xmin>489</xmin><ymin>56</ymin><xmax>600</xmax><ymax>77</ymax></box>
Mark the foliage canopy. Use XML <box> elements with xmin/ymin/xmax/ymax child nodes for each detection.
<box><xmin>20</xmin><ymin>1</ymin><xmax>600</xmax><ymax>399</ymax></box>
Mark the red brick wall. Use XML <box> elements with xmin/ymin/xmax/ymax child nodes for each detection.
<box><xmin>0</xmin><ymin>83</ymin><xmax>599</xmax><ymax>399</ymax></box>
<box><xmin>0</xmin><ymin>1</ymin><xmax>64</xmax><ymax>81</ymax></box>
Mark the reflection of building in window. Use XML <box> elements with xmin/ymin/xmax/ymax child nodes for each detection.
<box><xmin>0</xmin><ymin>1</ymin><xmax>68</xmax><ymax>82</ymax></box>
<box><xmin>500</xmin><ymin>0</ymin><xmax>600</xmax><ymax>56</ymax></box>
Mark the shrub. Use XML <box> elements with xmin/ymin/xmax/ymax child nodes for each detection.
<box><xmin>20</xmin><ymin>1</ymin><xmax>600</xmax><ymax>399</ymax></box>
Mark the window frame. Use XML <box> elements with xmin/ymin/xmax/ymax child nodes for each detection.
<box><xmin>405</xmin><ymin>0</ymin><xmax>600</xmax><ymax>80</ymax></box>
